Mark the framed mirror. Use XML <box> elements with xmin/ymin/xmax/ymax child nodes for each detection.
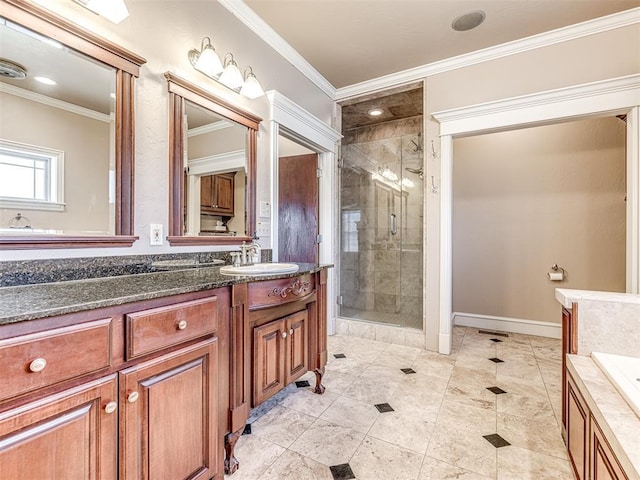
<box><xmin>165</xmin><ymin>72</ymin><xmax>261</xmax><ymax>246</ymax></box>
<box><xmin>0</xmin><ymin>0</ymin><xmax>145</xmax><ymax>249</ymax></box>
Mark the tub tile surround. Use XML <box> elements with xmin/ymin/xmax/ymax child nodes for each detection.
<box><xmin>225</xmin><ymin>327</ymin><xmax>574</xmax><ymax>480</ymax></box>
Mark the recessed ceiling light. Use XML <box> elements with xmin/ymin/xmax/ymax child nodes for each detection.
<box><xmin>368</xmin><ymin>108</ymin><xmax>383</xmax><ymax>117</ymax></box>
<box><xmin>452</xmin><ymin>10</ymin><xmax>486</xmax><ymax>31</ymax></box>
<box><xmin>34</xmin><ymin>76</ymin><xmax>56</xmax><ymax>85</ymax></box>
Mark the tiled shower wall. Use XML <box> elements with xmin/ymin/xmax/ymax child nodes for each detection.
<box><xmin>340</xmin><ymin>115</ymin><xmax>423</xmax><ymax>329</ymax></box>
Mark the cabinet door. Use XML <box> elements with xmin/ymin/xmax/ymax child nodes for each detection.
<box><xmin>120</xmin><ymin>340</ymin><xmax>218</xmax><ymax>480</ymax></box>
<box><xmin>285</xmin><ymin>310</ymin><xmax>308</xmax><ymax>385</ymax></box>
<box><xmin>253</xmin><ymin>319</ymin><xmax>285</xmax><ymax>406</ymax></box>
<box><xmin>591</xmin><ymin>417</ymin><xmax>628</xmax><ymax>480</ymax></box>
<box><xmin>212</xmin><ymin>174</ymin><xmax>234</xmax><ymax>215</ymax></box>
<box><xmin>200</xmin><ymin>175</ymin><xmax>214</xmax><ymax>210</ymax></box>
<box><xmin>0</xmin><ymin>375</ymin><xmax>118</xmax><ymax>480</ymax></box>
<box><xmin>566</xmin><ymin>374</ymin><xmax>588</xmax><ymax>480</ymax></box>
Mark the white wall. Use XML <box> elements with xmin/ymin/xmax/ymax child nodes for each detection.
<box><xmin>1</xmin><ymin>0</ymin><xmax>334</xmax><ymax>260</ymax></box>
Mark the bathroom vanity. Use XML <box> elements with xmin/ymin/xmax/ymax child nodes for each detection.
<box><xmin>557</xmin><ymin>289</ymin><xmax>640</xmax><ymax>480</ymax></box>
<box><xmin>0</xmin><ymin>263</ymin><xmax>330</xmax><ymax>480</ymax></box>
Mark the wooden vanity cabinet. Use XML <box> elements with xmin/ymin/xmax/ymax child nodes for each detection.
<box><xmin>253</xmin><ymin>309</ymin><xmax>308</xmax><ymax>405</ymax></box>
<box><xmin>565</xmin><ymin>370</ymin><xmax>630</xmax><ymax>480</ymax></box>
<box><xmin>0</xmin><ymin>288</ymin><xmax>227</xmax><ymax>480</ymax></box>
<box><xmin>201</xmin><ymin>173</ymin><xmax>235</xmax><ymax>216</ymax></box>
<box><xmin>567</xmin><ymin>373</ymin><xmax>589</xmax><ymax>480</ymax></box>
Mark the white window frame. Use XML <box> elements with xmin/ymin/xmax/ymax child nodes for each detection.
<box><xmin>0</xmin><ymin>139</ymin><xmax>65</xmax><ymax>211</ymax></box>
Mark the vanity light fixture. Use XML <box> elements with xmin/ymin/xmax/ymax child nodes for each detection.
<box><xmin>73</xmin><ymin>0</ymin><xmax>130</xmax><ymax>24</ymax></box>
<box><xmin>188</xmin><ymin>38</ymin><xmax>265</xmax><ymax>99</ymax></box>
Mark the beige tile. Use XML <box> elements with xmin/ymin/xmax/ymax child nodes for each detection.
<box><xmin>288</xmin><ymin>419</ymin><xmax>365</xmax><ymax>467</ymax></box>
<box><xmin>279</xmin><ymin>388</ymin><xmax>339</xmax><ymax>418</ymax></box>
<box><xmin>444</xmin><ymin>380</ymin><xmax>497</xmax><ymax>411</ymax></box>
<box><xmin>497</xmin><ymin>413</ymin><xmax>567</xmax><ymax>459</ymax></box>
<box><xmin>319</xmin><ymin>395</ymin><xmax>380</xmax><ymax>434</ymax></box>
<box><xmin>426</xmin><ymin>424</ymin><xmax>497</xmax><ymax>478</ymax></box>
<box><xmin>449</xmin><ymin>365</ymin><xmax>497</xmax><ymax>388</ymax></box>
<box><xmin>435</xmin><ymin>399</ymin><xmax>496</xmax><ymax>432</ymax></box>
<box><xmin>349</xmin><ymin>436</ymin><xmax>424</xmax><ymax>480</ymax></box>
<box><xmin>228</xmin><ymin>435</ymin><xmax>285</xmax><ymax>480</ymax></box>
<box><xmin>419</xmin><ymin>456</ymin><xmax>493</xmax><ymax>480</ymax></box>
<box><xmin>342</xmin><ymin>373</ymin><xmax>400</xmax><ymax>404</ymax></box>
<box><xmin>320</xmin><ymin>369</ymin><xmax>357</xmax><ymax>394</ymax></box>
<box><xmin>251</xmin><ymin>405</ymin><xmax>316</xmax><ymax>448</ymax></box>
<box><xmin>368</xmin><ymin>411</ymin><xmax>434</xmax><ymax>454</ymax></box>
<box><xmin>496</xmin><ymin>391</ymin><xmax>555</xmax><ymax>422</ymax></box>
<box><xmin>388</xmin><ymin>388</ymin><xmax>443</xmax><ymax>423</ymax></box>
<box><xmin>497</xmin><ymin>445</ymin><xmax>574</xmax><ymax>480</ymax></box>
<box><xmin>258</xmin><ymin>450</ymin><xmax>333</xmax><ymax>480</ymax></box>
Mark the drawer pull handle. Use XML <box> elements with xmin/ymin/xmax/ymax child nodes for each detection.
<box><xmin>289</xmin><ymin>328</ymin><xmax>294</xmax><ymax>335</ymax></box>
<box><xmin>104</xmin><ymin>401</ymin><xmax>118</xmax><ymax>414</ymax></box>
<box><xmin>127</xmin><ymin>391</ymin><xmax>139</xmax><ymax>403</ymax></box>
<box><xmin>177</xmin><ymin>320</ymin><xmax>188</xmax><ymax>330</ymax></box>
<box><xmin>29</xmin><ymin>358</ymin><xmax>47</xmax><ymax>373</ymax></box>
<box><xmin>281</xmin><ymin>331</ymin><xmax>287</xmax><ymax>339</ymax></box>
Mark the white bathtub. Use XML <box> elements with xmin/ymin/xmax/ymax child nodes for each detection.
<box><xmin>592</xmin><ymin>352</ymin><xmax>640</xmax><ymax>419</ymax></box>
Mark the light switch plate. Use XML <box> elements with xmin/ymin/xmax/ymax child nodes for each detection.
<box><xmin>150</xmin><ymin>224</ymin><xmax>163</xmax><ymax>245</ymax></box>
<box><xmin>259</xmin><ymin>201</ymin><xmax>271</xmax><ymax>218</ymax></box>
<box><xmin>257</xmin><ymin>222</ymin><xmax>270</xmax><ymax>237</ymax></box>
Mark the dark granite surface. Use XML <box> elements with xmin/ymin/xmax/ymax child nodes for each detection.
<box><xmin>0</xmin><ymin>262</ymin><xmax>327</xmax><ymax>326</ymax></box>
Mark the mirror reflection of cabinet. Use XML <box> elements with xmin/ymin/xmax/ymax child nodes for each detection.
<box><xmin>166</xmin><ymin>72</ymin><xmax>261</xmax><ymax>246</ymax></box>
<box><xmin>201</xmin><ymin>173</ymin><xmax>234</xmax><ymax>216</ymax></box>
<box><xmin>0</xmin><ymin>0</ymin><xmax>145</xmax><ymax>249</ymax></box>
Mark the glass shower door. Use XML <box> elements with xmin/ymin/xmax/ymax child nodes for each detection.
<box><xmin>339</xmin><ymin>133</ymin><xmax>423</xmax><ymax>329</ymax></box>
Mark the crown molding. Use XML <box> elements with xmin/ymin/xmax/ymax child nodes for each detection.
<box><xmin>432</xmin><ymin>73</ymin><xmax>640</xmax><ymax>136</ymax></box>
<box><xmin>0</xmin><ymin>82</ymin><xmax>112</xmax><ymax>122</ymax></box>
<box><xmin>267</xmin><ymin>90</ymin><xmax>342</xmax><ymax>152</ymax></box>
<box><xmin>187</xmin><ymin>120</ymin><xmax>234</xmax><ymax>137</ymax></box>
<box><xmin>187</xmin><ymin>149</ymin><xmax>245</xmax><ymax>176</ymax></box>
<box><xmin>336</xmin><ymin>7</ymin><xmax>640</xmax><ymax>101</ymax></box>
<box><xmin>217</xmin><ymin>0</ymin><xmax>336</xmax><ymax>99</ymax></box>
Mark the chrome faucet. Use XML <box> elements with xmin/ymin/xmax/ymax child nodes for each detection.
<box><xmin>239</xmin><ymin>241</ymin><xmax>258</xmax><ymax>265</ymax></box>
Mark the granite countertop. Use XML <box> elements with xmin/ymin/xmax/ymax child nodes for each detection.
<box><xmin>555</xmin><ymin>288</ymin><xmax>640</xmax><ymax>309</ymax></box>
<box><xmin>567</xmin><ymin>354</ymin><xmax>640</xmax><ymax>480</ymax></box>
<box><xmin>0</xmin><ymin>263</ymin><xmax>329</xmax><ymax>326</ymax></box>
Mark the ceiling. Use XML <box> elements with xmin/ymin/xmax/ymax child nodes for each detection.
<box><xmin>244</xmin><ymin>0</ymin><xmax>640</xmax><ymax>89</ymax></box>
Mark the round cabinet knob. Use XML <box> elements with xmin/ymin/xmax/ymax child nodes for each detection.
<box><xmin>29</xmin><ymin>358</ymin><xmax>47</xmax><ymax>373</ymax></box>
<box><xmin>281</xmin><ymin>331</ymin><xmax>287</xmax><ymax>339</ymax></box>
<box><xmin>289</xmin><ymin>328</ymin><xmax>294</xmax><ymax>335</ymax></box>
<box><xmin>104</xmin><ymin>401</ymin><xmax>118</xmax><ymax>414</ymax></box>
<box><xmin>177</xmin><ymin>320</ymin><xmax>188</xmax><ymax>330</ymax></box>
<box><xmin>127</xmin><ymin>391</ymin><xmax>139</xmax><ymax>403</ymax></box>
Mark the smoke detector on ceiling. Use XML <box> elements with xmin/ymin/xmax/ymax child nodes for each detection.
<box><xmin>0</xmin><ymin>59</ymin><xmax>27</xmax><ymax>79</ymax></box>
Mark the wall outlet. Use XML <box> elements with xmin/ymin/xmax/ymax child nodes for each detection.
<box><xmin>149</xmin><ymin>224</ymin><xmax>163</xmax><ymax>245</ymax></box>
<box><xmin>259</xmin><ymin>201</ymin><xmax>271</xmax><ymax>218</ymax></box>
<box><xmin>257</xmin><ymin>222</ymin><xmax>270</xmax><ymax>237</ymax></box>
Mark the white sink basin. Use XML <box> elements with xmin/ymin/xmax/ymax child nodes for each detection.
<box><xmin>219</xmin><ymin>263</ymin><xmax>299</xmax><ymax>276</ymax></box>
<box><xmin>592</xmin><ymin>352</ymin><xmax>640</xmax><ymax>419</ymax></box>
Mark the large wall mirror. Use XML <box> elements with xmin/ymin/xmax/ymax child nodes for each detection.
<box><xmin>165</xmin><ymin>73</ymin><xmax>261</xmax><ymax>246</ymax></box>
<box><xmin>0</xmin><ymin>0</ymin><xmax>145</xmax><ymax>249</ymax></box>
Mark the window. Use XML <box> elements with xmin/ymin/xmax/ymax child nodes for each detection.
<box><xmin>0</xmin><ymin>139</ymin><xmax>64</xmax><ymax>211</ymax></box>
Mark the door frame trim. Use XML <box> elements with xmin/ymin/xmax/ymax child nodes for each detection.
<box><xmin>432</xmin><ymin>74</ymin><xmax>640</xmax><ymax>354</ymax></box>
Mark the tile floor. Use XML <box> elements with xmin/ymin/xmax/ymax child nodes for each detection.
<box><xmin>225</xmin><ymin>326</ymin><xmax>574</xmax><ymax>480</ymax></box>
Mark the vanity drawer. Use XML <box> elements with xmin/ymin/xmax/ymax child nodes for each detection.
<box><xmin>126</xmin><ymin>296</ymin><xmax>218</xmax><ymax>359</ymax></box>
<box><xmin>0</xmin><ymin>318</ymin><xmax>113</xmax><ymax>402</ymax></box>
<box><xmin>248</xmin><ymin>274</ymin><xmax>315</xmax><ymax>310</ymax></box>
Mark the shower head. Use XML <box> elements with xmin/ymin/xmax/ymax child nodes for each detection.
<box><xmin>405</xmin><ymin>167</ymin><xmax>423</xmax><ymax>180</ymax></box>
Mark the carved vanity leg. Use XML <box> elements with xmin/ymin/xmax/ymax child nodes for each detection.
<box><xmin>224</xmin><ymin>427</ymin><xmax>243</xmax><ymax>475</ymax></box>
<box><xmin>313</xmin><ymin>367</ymin><xmax>325</xmax><ymax>394</ymax></box>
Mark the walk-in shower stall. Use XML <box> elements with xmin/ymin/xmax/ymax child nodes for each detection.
<box><xmin>338</xmin><ymin>87</ymin><xmax>424</xmax><ymax>330</ymax></box>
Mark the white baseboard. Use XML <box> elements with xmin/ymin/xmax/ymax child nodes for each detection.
<box><xmin>453</xmin><ymin>312</ymin><xmax>562</xmax><ymax>339</ymax></box>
